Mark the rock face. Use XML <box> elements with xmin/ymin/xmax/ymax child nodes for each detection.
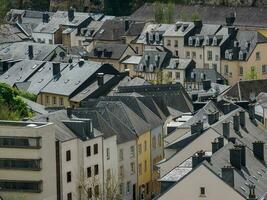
<box><xmin>49</xmin><ymin>0</ymin><xmax>103</xmax><ymax>11</ymax></box>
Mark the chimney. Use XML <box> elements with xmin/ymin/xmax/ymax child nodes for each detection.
<box><xmin>216</xmin><ymin>78</ymin><xmax>224</xmax><ymax>85</ymax></box>
<box><xmin>233</xmin><ymin>114</ymin><xmax>240</xmax><ymax>132</ymax></box>
<box><xmin>42</xmin><ymin>12</ymin><xmax>50</xmax><ymax>23</ymax></box>
<box><xmin>97</xmin><ymin>73</ymin><xmax>104</xmax><ymax>86</ymax></box>
<box><xmin>212</xmin><ymin>139</ymin><xmax>219</xmax><ymax>154</ymax></box>
<box><xmin>253</xmin><ymin>141</ymin><xmax>265</xmax><ymax>161</ymax></box>
<box><xmin>248</xmin><ymin>104</ymin><xmax>255</xmax><ymax>121</ymax></box>
<box><xmin>67</xmin><ymin>107</ymin><xmax>72</xmax><ymax>118</ymax></box>
<box><xmin>192</xmin><ymin>150</ymin><xmax>209</xmax><ymax>168</ymax></box>
<box><xmin>234</xmin><ymin>144</ymin><xmax>246</xmax><ymax>166</ymax></box>
<box><xmin>146</xmin><ymin>32</ymin><xmax>149</xmax><ymax>44</ymax></box>
<box><xmin>68</xmin><ymin>7</ymin><xmax>75</xmax><ymax>21</ymax></box>
<box><xmin>221</xmin><ymin>166</ymin><xmax>235</xmax><ymax>187</ymax></box>
<box><xmin>226</xmin><ymin>12</ymin><xmax>236</xmax><ymax>26</ymax></box>
<box><xmin>191</xmin><ymin>121</ymin><xmax>203</xmax><ymax>135</ymax></box>
<box><xmin>228</xmin><ymin>137</ymin><xmax>236</xmax><ymax>144</ymax></box>
<box><xmin>28</xmin><ymin>45</ymin><xmax>33</xmax><ymax>59</ymax></box>
<box><xmin>84</xmin><ymin>119</ymin><xmax>93</xmax><ymax>135</ymax></box>
<box><xmin>222</xmin><ymin>103</ymin><xmax>231</xmax><ymax>114</ymax></box>
<box><xmin>194</xmin><ymin>20</ymin><xmax>203</xmax><ymax>28</ymax></box>
<box><xmin>239</xmin><ymin>110</ymin><xmax>246</xmax><ymax>127</ymax></box>
<box><xmin>228</xmin><ymin>27</ymin><xmax>236</xmax><ymax>35</ymax></box>
<box><xmin>191</xmin><ymin>93</ymin><xmax>198</xmax><ymax>102</ymax></box>
<box><xmin>202</xmin><ymin>79</ymin><xmax>211</xmax><ymax>91</ymax></box>
<box><xmin>17</xmin><ymin>14</ymin><xmax>22</xmax><ymax>24</ymax></box>
<box><xmin>248</xmin><ymin>184</ymin><xmax>256</xmax><ymax>200</ymax></box>
<box><xmin>52</xmin><ymin>63</ymin><xmax>61</xmax><ymax>77</ymax></box>
<box><xmin>223</xmin><ymin>121</ymin><xmax>230</xmax><ymax>138</ymax></box>
<box><xmin>230</xmin><ymin>147</ymin><xmax>242</xmax><ymax>169</ymax></box>
<box><xmin>208</xmin><ymin>111</ymin><xmax>219</xmax><ymax>125</ymax></box>
<box><xmin>218</xmin><ymin>136</ymin><xmax>224</xmax><ymax>149</ymax></box>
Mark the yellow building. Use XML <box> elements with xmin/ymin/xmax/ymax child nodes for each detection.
<box><xmin>221</xmin><ymin>30</ymin><xmax>267</xmax><ymax>85</ymax></box>
<box><xmin>137</xmin><ymin>131</ymin><xmax>152</xmax><ymax>200</ymax></box>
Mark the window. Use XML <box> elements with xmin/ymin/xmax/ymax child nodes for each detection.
<box><xmin>49</xmin><ymin>39</ymin><xmax>53</xmax><ymax>44</ymax></box>
<box><xmin>86</xmin><ymin>146</ymin><xmax>91</xmax><ymax>157</ymax></box>
<box><xmin>146</xmin><ymin>183</ymin><xmax>149</xmax><ymax>194</ymax></box>
<box><xmin>138</xmin><ymin>144</ymin><xmax>142</xmax><ymax>154</ymax></box>
<box><xmin>195</xmin><ymin>37</ymin><xmax>200</xmax><ymax>46</ymax></box>
<box><xmin>158</xmin><ymin>134</ymin><xmax>162</xmax><ymax>147</ymax></box>
<box><xmin>167</xmin><ymin>40</ymin><xmax>171</xmax><ymax>46</ymax></box>
<box><xmin>0</xmin><ymin>180</ymin><xmax>42</xmax><ymax>193</ymax></box>
<box><xmin>87</xmin><ymin>167</ymin><xmax>91</xmax><ymax>178</ymax></box>
<box><xmin>174</xmin><ymin>40</ymin><xmax>178</xmax><ymax>47</ymax></box>
<box><xmin>94</xmin><ymin>165</ymin><xmax>99</xmax><ymax>175</ymax></box>
<box><xmin>144</xmin><ymin>141</ymin><xmax>147</xmax><ymax>152</ymax></box>
<box><xmin>106</xmin><ymin>148</ymin><xmax>110</xmax><ymax>160</ymax></box>
<box><xmin>94</xmin><ymin>185</ymin><xmax>99</xmax><ymax>197</ymax></box>
<box><xmin>200</xmin><ymin>187</ymin><xmax>206</xmax><ymax>196</ymax></box>
<box><xmin>192</xmin><ymin>51</ymin><xmax>196</xmax><ymax>59</ymax></box>
<box><xmin>119</xmin><ymin>149</ymin><xmax>123</xmax><ymax>161</ymax></box>
<box><xmin>262</xmin><ymin>65</ymin><xmax>267</xmax><ymax>74</ymax></box>
<box><xmin>138</xmin><ymin>163</ymin><xmax>142</xmax><ymax>175</ymax></box>
<box><xmin>175</xmin><ymin>50</ymin><xmax>179</xmax><ymax>57</ymax></box>
<box><xmin>224</xmin><ymin>65</ymin><xmax>229</xmax><ymax>75</ymax></box>
<box><xmin>107</xmin><ymin>169</ymin><xmax>111</xmax><ymax>180</ymax></box>
<box><xmin>239</xmin><ymin>66</ymin><xmax>244</xmax><ymax>76</ymax></box>
<box><xmin>130</xmin><ymin>162</ymin><xmax>135</xmax><ymax>174</ymax></box>
<box><xmin>215</xmin><ymin>55</ymin><xmax>219</xmax><ymax>61</ymax></box>
<box><xmin>186</xmin><ymin>51</ymin><xmax>190</xmax><ymax>59</ymax></box>
<box><xmin>188</xmin><ymin>37</ymin><xmax>193</xmax><ymax>46</ymax></box>
<box><xmin>152</xmin><ymin>136</ymin><xmax>156</xmax><ymax>149</ymax></box>
<box><xmin>59</xmin><ymin>98</ymin><xmax>64</xmax><ymax>106</ymax></box>
<box><xmin>144</xmin><ymin>160</ymin><xmax>147</xmax><ymax>172</ymax></box>
<box><xmin>135</xmin><ymin>47</ymin><xmax>139</xmax><ymax>54</ymax></box>
<box><xmin>130</xmin><ymin>146</ymin><xmax>135</xmax><ymax>157</ymax></box>
<box><xmin>93</xmin><ymin>144</ymin><xmax>98</xmax><ymax>155</ymax></box>
<box><xmin>0</xmin><ymin>159</ymin><xmax>41</xmax><ymax>170</ymax></box>
<box><xmin>256</xmin><ymin>52</ymin><xmax>261</xmax><ymax>60</ymax></box>
<box><xmin>88</xmin><ymin>188</ymin><xmax>92</xmax><ymax>198</ymax></box>
<box><xmin>67</xmin><ymin>171</ymin><xmax>71</xmax><ymax>183</ymax></box>
<box><xmin>199</xmin><ymin>54</ymin><xmax>202</xmax><ymax>59</ymax></box>
<box><xmin>168</xmin><ymin>72</ymin><xmax>172</xmax><ymax>79</ymax></box>
<box><xmin>53</xmin><ymin>96</ymin><xmax>56</xmax><ymax>105</ymax></box>
<box><xmin>175</xmin><ymin>72</ymin><xmax>180</xmax><ymax>79</ymax></box>
<box><xmin>66</xmin><ymin>150</ymin><xmax>71</xmax><ymax>161</ymax></box>
<box><xmin>127</xmin><ymin>181</ymin><xmax>131</xmax><ymax>193</ymax></box>
<box><xmin>239</xmin><ymin>51</ymin><xmax>243</xmax><ymax>60</ymax></box>
<box><xmin>0</xmin><ymin>137</ymin><xmax>40</xmax><ymax>148</ymax></box>
<box><xmin>45</xmin><ymin>96</ymin><xmax>50</xmax><ymax>104</ymax></box>
<box><xmin>120</xmin><ymin>165</ymin><xmax>124</xmax><ymax>177</ymax></box>
<box><xmin>124</xmin><ymin>64</ymin><xmax>128</xmax><ymax>70</ymax></box>
<box><xmin>207</xmin><ymin>51</ymin><xmax>212</xmax><ymax>61</ymax></box>
<box><xmin>67</xmin><ymin>192</ymin><xmax>72</xmax><ymax>200</ymax></box>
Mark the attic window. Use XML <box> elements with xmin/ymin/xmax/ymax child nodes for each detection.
<box><xmin>38</xmin><ymin>79</ymin><xmax>44</xmax><ymax>83</ymax></box>
<box><xmin>252</xmin><ymin>176</ymin><xmax>258</xmax><ymax>181</ymax></box>
<box><xmin>82</xmin><ymin>89</ymin><xmax>89</xmax><ymax>94</ymax></box>
<box><xmin>200</xmin><ymin>187</ymin><xmax>206</xmax><ymax>197</ymax></box>
<box><xmin>99</xmin><ymin>29</ymin><xmax>104</xmax><ymax>34</ymax></box>
<box><xmin>188</xmin><ymin>37</ymin><xmax>193</xmax><ymax>46</ymax></box>
<box><xmin>64</xmin><ymin>79</ymin><xmax>70</xmax><ymax>84</ymax></box>
<box><xmin>38</xmin><ymin>67</ymin><xmax>44</xmax><ymax>72</ymax></box>
<box><xmin>5</xmin><ymin>75</ymin><xmax>9</xmax><ymax>79</ymax></box>
<box><xmin>17</xmin><ymin>76</ymin><xmax>22</xmax><ymax>81</ymax></box>
<box><xmin>212</xmin><ymin>37</ymin><xmax>217</xmax><ymax>46</ymax></box>
<box><xmin>205</xmin><ymin>37</ymin><xmax>210</xmax><ymax>45</ymax></box>
<box><xmin>195</xmin><ymin>37</ymin><xmax>200</xmax><ymax>46</ymax></box>
<box><xmin>239</xmin><ymin>51</ymin><xmax>243</xmax><ymax>60</ymax></box>
<box><xmin>257</xmin><ymin>171</ymin><xmax>263</xmax><ymax>177</ymax></box>
<box><xmin>225</xmin><ymin>50</ymin><xmax>229</xmax><ymax>59</ymax></box>
<box><xmin>240</xmin><ymin>186</ymin><xmax>246</xmax><ymax>192</ymax></box>
<box><xmin>75</xmin><ymin>81</ymin><xmax>81</xmax><ymax>85</ymax></box>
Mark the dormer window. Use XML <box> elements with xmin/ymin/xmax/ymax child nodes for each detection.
<box><xmin>225</xmin><ymin>50</ymin><xmax>229</xmax><ymax>59</ymax></box>
<box><xmin>149</xmin><ymin>64</ymin><xmax>154</xmax><ymax>72</ymax></box>
<box><xmin>205</xmin><ymin>37</ymin><xmax>210</xmax><ymax>45</ymax></box>
<box><xmin>139</xmin><ymin>64</ymin><xmax>143</xmax><ymax>71</ymax></box>
<box><xmin>195</xmin><ymin>37</ymin><xmax>200</xmax><ymax>46</ymax></box>
<box><xmin>239</xmin><ymin>51</ymin><xmax>243</xmax><ymax>60</ymax></box>
<box><xmin>229</xmin><ymin>53</ymin><xmax>233</xmax><ymax>60</ymax></box>
<box><xmin>188</xmin><ymin>37</ymin><xmax>193</xmax><ymax>46</ymax></box>
<box><xmin>155</xmin><ymin>55</ymin><xmax>159</xmax><ymax>62</ymax></box>
<box><xmin>212</xmin><ymin>37</ymin><xmax>217</xmax><ymax>46</ymax></box>
<box><xmin>149</xmin><ymin>33</ymin><xmax>153</xmax><ymax>41</ymax></box>
<box><xmin>155</xmin><ymin>32</ymin><xmax>160</xmax><ymax>42</ymax></box>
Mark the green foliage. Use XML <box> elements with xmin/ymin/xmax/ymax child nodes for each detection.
<box><xmin>154</xmin><ymin>0</ymin><xmax>175</xmax><ymax>23</ymax></box>
<box><xmin>245</xmin><ymin>66</ymin><xmax>259</xmax><ymax>80</ymax></box>
<box><xmin>0</xmin><ymin>0</ymin><xmax>11</xmax><ymax>23</ymax></box>
<box><xmin>0</xmin><ymin>83</ymin><xmax>32</xmax><ymax>120</ymax></box>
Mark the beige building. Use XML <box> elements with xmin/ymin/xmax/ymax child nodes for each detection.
<box><xmin>0</xmin><ymin>121</ymin><xmax>57</xmax><ymax>200</ymax></box>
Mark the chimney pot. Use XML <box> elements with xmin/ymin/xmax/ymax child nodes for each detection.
<box><xmin>97</xmin><ymin>73</ymin><xmax>104</xmax><ymax>86</ymax></box>
<box><xmin>253</xmin><ymin>141</ymin><xmax>265</xmax><ymax>161</ymax></box>
<box><xmin>230</xmin><ymin>147</ymin><xmax>242</xmax><ymax>169</ymax></box>
<box><xmin>234</xmin><ymin>144</ymin><xmax>246</xmax><ymax>166</ymax></box>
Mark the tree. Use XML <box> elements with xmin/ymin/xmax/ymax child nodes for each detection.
<box><xmin>0</xmin><ymin>0</ymin><xmax>11</xmax><ymax>24</ymax></box>
<box><xmin>245</xmin><ymin>66</ymin><xmax>259</xmax><ymax>80</ymax></box>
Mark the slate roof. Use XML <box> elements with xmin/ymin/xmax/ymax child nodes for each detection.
<box><xmin>0</xmin><ymin>60</ymin><xmax>45</xmax><ymax>86</ymax></box>
<box><xmin>130</xmin><ymin>3</ymin><xmax>267</xmax><ymax>28</ymax></box>
<box><xmin>20</xmin><ymin>97</ymin><xmax>48</xmax><ymax>115</ymax></box>
<box><xmin>0</xmin><ymin>42</ymin><xmax>64</xmax><ymax>61</ymax></box>
<box><xmin>223</xmin><ymin>79</ymin><xmax>267</xmax><ymax>101</ymax></box>
<box><xmin>163</xmin><ymin>22</ymin><xmax>195</xmax><ymax>37</ymax></box>
<box><xmin>40</xmin><ymin>61</ymin><xmax>113</xmax><ymax>96</ymax></box>
<box><xmin>122</xmin><ymin>56</ymin><xmax>142</xmax><ymax>65</ymax></box>
<box><xmin>166</xmin><ymin>58</ymin><xmax>194</xmax><ymax>70</ymax></box>
<box><xmin>192</xmin><ymin>68</ymin><xmax>226</xmax><ymax>83</ymax></box>
<box><xmin>0</xmin><ymin>24</ymin><xmax>30</xmax><ymax>44</ymax></box>
<box><xmin>88</xmin><ymin>43</ymin><xmax>130</xmax><ymax>60</ymax></box>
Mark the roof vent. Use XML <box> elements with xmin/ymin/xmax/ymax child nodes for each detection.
<box><xmin>78</xmin><ymin>59</ymin><xmax>85</xmax><ymax>66</ymax></box>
